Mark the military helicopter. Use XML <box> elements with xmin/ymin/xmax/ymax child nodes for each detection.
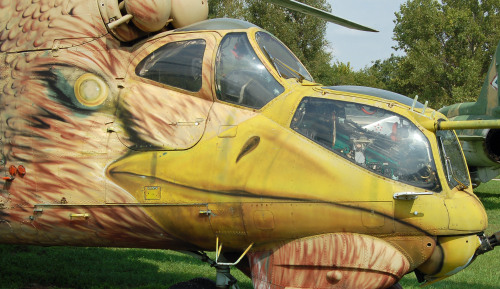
<box><xmin>0</xmin><ymin>0</ymin><xmax>499</xmax><ymax>289</ymax></box>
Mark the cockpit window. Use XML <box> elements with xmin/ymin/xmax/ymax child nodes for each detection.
<box><xmin>215</xmin><ymin>33</ymin><xmax>284</xmax><ymax>109</ymax></box>
<box><xmin>136</xmin><ymin>39</ymin><xmax>206</xmax><ymax>92</ymax></box>
<box><xmin>255</xmin><ymin>31</ymin><xmax>313</xmax><ymax>82</ymax></box>
<box><xmin>291</xmin><ymin>97</ymin><xmax>441</xmax><ymax>191</ymax></box>
<box><xmin>436</xmin><ymin>130</ymin><xmax>470</xmax><ymax>189</ymax></box>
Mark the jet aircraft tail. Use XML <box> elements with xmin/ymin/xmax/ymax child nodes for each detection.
<box><xmin>439</xmin><ymin>40</ymin><xmax>500</xmax><ymax>185</ymax></box>
<box><xmin>440</xmin><ymin>40</ymin><xmax>500</xmax><ymax>119</ymax></box>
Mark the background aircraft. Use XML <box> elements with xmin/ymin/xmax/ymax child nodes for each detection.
<box><xmin>0</xmin><ymin>1</ymin><xmax>499</xmax><ymax>289</ymax></box>
<box><xmin>439</xmin><ymin>43</ymin><xmax>500</xmax><ymax>187</ymax></box>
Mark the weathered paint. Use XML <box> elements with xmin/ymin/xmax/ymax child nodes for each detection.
<box><xmin>249</xmin><ymin>233</ymin><xmax>410</xmax><ymax>289</ymax></box>
<box><xmin>0</xmin><ymin>1</ymin><xmax>494</xmax><ymax>288</ymax></box>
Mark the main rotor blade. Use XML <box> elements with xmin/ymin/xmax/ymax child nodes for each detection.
<box><xmin>267</xmin><ymin>0</ymin><xmax>378</xmax><ymax>32</ymax></box>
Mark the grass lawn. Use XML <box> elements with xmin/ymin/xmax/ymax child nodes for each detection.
<box><xmin>0</xmin><ymin>181</ymin><xmax>499</xmax><ymax>289</ymax></box>
<box><xmin>0</xmin><ymin>247</ymin><xmax>253</xmax><ymax>289</ymax></box>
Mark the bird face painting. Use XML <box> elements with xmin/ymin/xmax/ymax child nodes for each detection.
<box><xmin>0</xmin><ymin>0</ymin><xmax>213</xmax><ymax>248</ymax></box>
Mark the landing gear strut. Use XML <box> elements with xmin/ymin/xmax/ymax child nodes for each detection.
<box><xmin>214</xmin><ymin>264</ymin><xmax>238</xmax><ymax>289</ymax></box>
<box><xmin>172</xmin><ymin>239</ymin><xmax>253</xmax><ymax>289</ymax></box>
<box><xmin>177</xmin><ymin>251</ymin><xmax>240</xmax><ymax>289</ymax></box>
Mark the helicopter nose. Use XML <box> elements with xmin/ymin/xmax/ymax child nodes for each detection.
<box><xmin>415</xmin><ymin>190</ymin><xmax>488</xmax><ymax>283</ymax></box>
<box><xmin>445</xmin><ymin>191</ymin><xmax>488</xmax><ymax>232</ymax></box>
<box><xmin>416</xmin><ymin>234</ymin><xmax>481</xmax><ymax>283</ymax></box>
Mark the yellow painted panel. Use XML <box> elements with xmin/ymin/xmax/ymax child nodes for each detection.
<box><xmin>144</xmin><ymin>186</ymin><xmax>161</xmax><ymax>200</ymax></box>
<box><xmin>445</xmin><ymin>192</ymin><xmax>488</xmax><ymax>231</ymax></box>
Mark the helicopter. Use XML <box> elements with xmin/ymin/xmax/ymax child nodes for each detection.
<box><xmin>0</xmin><ymin>0</ymin><xmax>499</xmax><ymax>289</ymax></box>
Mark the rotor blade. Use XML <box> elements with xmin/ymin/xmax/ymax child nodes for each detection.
<box><xmin>267</xmin><ymin>0</ymin><xmax>378</xmax><ymax>32</ymax></box>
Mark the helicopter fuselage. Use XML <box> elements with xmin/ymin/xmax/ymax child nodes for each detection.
<box><xmin>0</xmin><ymin>5</ymin><xmax>491</xmax><ymax>287</ymax></box>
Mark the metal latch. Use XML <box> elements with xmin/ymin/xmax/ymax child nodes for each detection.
<box><xmin>393</xmin><ymin>192</ymin><xmax>433</xmax><ymax>200</ymax></box>
<box><xmin>173</xmin><ymin>118</ymin><xmax>205</xmax><ymax>126</ymax></box>
<box><xmin>199</xmin><ymin>209</ymin><xmax>213</xmax><ymax>216</ymax></box>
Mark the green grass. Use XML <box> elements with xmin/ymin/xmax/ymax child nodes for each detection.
<box><xmin>0</xmin><ymin>247</ymin><xmax>253</xmax><ymax>289</ymax></box>
<box><xmin>0</xmin><ymin>181</ymin><xmax>499</xmax><ymax>289</ymax></box>
<box><xmin>475</xmin><ymin>180</ymin><xmax>500</xmax><ymax>234</ymax></box>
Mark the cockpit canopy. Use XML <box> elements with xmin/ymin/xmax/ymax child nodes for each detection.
<box><xmin>215</xmin><ymin>31</ymin><xmax>312</xmax><ymax>109</ymax></box>
<box><xmin>136</xmin><ymin>39</ymin><xmax>206</xmax><ymax>92</ymax></box>
<box><xmin>291</xmin><ymin>97</ymin><xmax>441</xmax><ymax>191</ymax></box>
<box><xmin>255</xmin><ymin>32</ymin><xmax>313</xmax><ymax>83</ymax></box>
<box><xmin>131</xmin><ymin>18</ymin><xmax>471</xmax><ymax>192</ymax></box>
<box><xmin>135</xmin><ymin>18</ymin><xmax>313</xmax><ymax>109</ymax></box>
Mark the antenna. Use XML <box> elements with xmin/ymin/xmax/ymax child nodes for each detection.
<box><xmin>411</xmin><ymin>95</ymin><xmax>419</xmax><ymax>112</ymax></box>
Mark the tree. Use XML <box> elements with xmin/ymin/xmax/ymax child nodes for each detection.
<box><xmin>366</xmin><ymin>55</ymin><xmax>405</xmax><ymax>92</ymax></box>
<box><xmin>388</xmin><ymin>0</ymin><xmax>500</xmax><ymax>107</ymax></box>
<box><xmin>330</xmin><ymin>61</ymin><xmax>386</xmax><ymax>88</ymax></box>
<box><xmin>209</xmin><ymin>0</ymin><xmax>335</xmax><ymax>84</ymax></box>
<box><xmin>208</xmin><ymin>0</ymin><xmax>246</xmax><ymax>19</ymax></box>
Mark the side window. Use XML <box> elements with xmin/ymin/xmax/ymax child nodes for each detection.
<box><xmin>136</xmin><ymin>39</ymin><xmax>206</xmax><ymax>92</ymax></box>
<box><xmin>255</xmin><ymin>31</ymin><xmax>313</xmax><ymax>82</ymax></box>
<box><xmin>436</xmin><ymin>130</ymin><xmax>470</xmax><ymax>189</ymax></box>
<box><xmin>291</xmin><ymin>97</ymin><xmax>441</xmax><ymax>191</ymax></box>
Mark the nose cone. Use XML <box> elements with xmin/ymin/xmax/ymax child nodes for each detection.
<box><xmin>445</xmin><ymin>191</ymin><xmax>488</xmax><ymax>232</ymax></box>
<box><xmin>417</xmin><ymin>190</ymin><xmax>487</xmax><ymax>283</ymax></box>
<box><xmin>417</xmin><ymin>235</ymin><xmax>481</xmax><ymax>282</ymax></box>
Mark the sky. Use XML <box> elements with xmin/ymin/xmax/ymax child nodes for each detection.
<box><xmin>325</xmin><ymin>0</ymin><xmax>408</xmax><ymax>70</ymax></box>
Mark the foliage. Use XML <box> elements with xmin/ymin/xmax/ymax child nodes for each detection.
<box><xmin>385</xmin><ymin>0</ymin><xmax>500</xmax><ymax>107</ymax></box>
<box><xmin>208</xmin><ymin>0</ymin><xmax>246</xmax><ymax>19</ymax></box>
<box><xmin>330</xmin><ymin>61</ymin><xmax>385</xmax><ymax>88</ymax></box>
<box><xmin>366</xmin><ymin>54</ymin><xmax>406</xmax><ymax>93</ymax></box>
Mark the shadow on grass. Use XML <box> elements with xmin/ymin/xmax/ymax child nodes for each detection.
<box><xmin>474</xmin><ymin>191</ymin><xmax>500</xmax><ymax>199</ymax></box>
<box><xmin>399</xmin><ymin>278</ymin><xmax>497</xmax><ymax>289</ymax></box>
<box><xmin>0</xmin><ymin>245</ymin><xmax>253</xmax><ymax>289</ymax></box>
<box><xmin>1</xmin><ymin>243</ymin><xmax>498</xmax><ymax>289</ymax></box>
<box><xmin>474</xmin><ymin>194</ymin><xmax>500</xmax><ymax>212</ymax></box>
<box><xmin>472</xmin><ymin>183</ymin><xmax>500</xmax><ymax>212</ymax></box>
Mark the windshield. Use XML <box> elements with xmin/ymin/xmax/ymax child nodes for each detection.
<box><xmin>291</xmin><ymin>97</ymin><xmax>441</xmax><ymax>191</ymax></box>
<box><xmin>215</xmin><ymin>32</ymin><xmax>284</xmax><ymax>109</ymax></box>
<box><xmin>255</xmin><ymin>31</ymin><xmax>313</xmax><ymax>82</ymax></box>
<box><xmin>436</xmin><ymin>130</ymin><xmax>470</xmax><ymax>189</ymax></box>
